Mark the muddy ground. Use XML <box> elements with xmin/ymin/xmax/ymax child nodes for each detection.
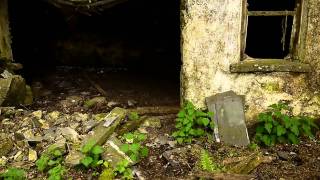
<box><xmin>1</xmin><ymin>67</ymin><xmax>320</xmax><ymax>180</ymax></box>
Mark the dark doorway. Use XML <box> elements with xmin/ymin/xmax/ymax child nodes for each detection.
<box><xmin>8</xmin><ymin>0</ymin><xmax>181</xmax><ymax>109</ymax></box>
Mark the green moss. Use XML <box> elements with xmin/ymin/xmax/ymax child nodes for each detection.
<box><xmin>261</xmin><ymin>82</ymin><xmax>280</xmax><ymax>92</ymax></box>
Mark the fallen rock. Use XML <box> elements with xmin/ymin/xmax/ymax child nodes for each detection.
<box><xmin>82</xmin><ymin>107</ymin><xmax>127</xmax><ymax>146</ymax></box>
<box><xmin>192</xmin><ymin>171</ymin><xmax>255</xmax><ymax>180</ymax></box>
<box><xmin>107</xmin><ymin>101</ymin><xmax>120</xmax><ymax>108</ymax></box>
<box><xmin>57</xmin><ymin>127</ymin><xmax>80</xmax><ymax>143</ymax></box>
<box><xmin>116</xmin><ymin>116</ymin><xmax>147</xmax><ymax>136</ymax></box>
<box><xmin>141</xmin><ymin>116</ymin><xmax>162</xmax><ymax>128</ymax></box>
<box><xmin>13</xmin><ymin>151</ymin><xmax>23</xmax><ymax>161</ymax></box>
<box><xmin>0</xmin><ymin>75</ymin><xmax>26</xmax><ymax>106</ymax></box>
<box><xmin>46</xmin><ymin>111</ymin><xmax>60</xmax><ymax>121</ymax></box>
<box><xmin>228</xmin><ymin>152</ymin><xmax>265</xmax><ymax>174</ymax></box>
<box><xmin>102</xmin><ymin>134</ymin><xmax>133</xmax><ymax>168</ymax></box>
<box><xmin>127</xmin><ymin>99</ymin><xmax>137</xmax><ymax>107</ymax></box>
<box><xmin>0</xmin><ymin>133</ymin><xmax>14</xmax><ymax>157</ymax></box>
<box><xmin>0</xmin><ymin>156</ymin><xmax>8</xmax><ymax>166</ymax></box>
<box><xmin>72</xmin><ymin>112</ymin><xmax>89</xmax><ymax>122</ymax></box>
<box><xmin>93</xmin><ymin>113</ymin><xmax>108</xmax><ymax>121</ymax></box>
<box><xmin>84</xmin><ymin>96</ymin><xmax>107</xmax><ymax>108</ymax></box>
<box><xmin>277</xmin><ymin>151</ymin><xmax>297</xmax><ymax>161</ymax></box>
<box><xmin>31</xmin><ymin>110</ymin><xmax>43</xmax><ymax>119</ymax></box>
<box><xmin>44</xmin><ymin>138</ymin><xmax>67</xmax><ymax>155</ymax></box>
<box><xmin>82</xmin><ymin>120</ymin><xmax>99</xmax><ymax>133</ymax></box>
<box><xmin>65</xmin><ymin>150</ymin><xmax>85</xmax><ymax>166</ymax></box>
<box><xmin>28</xmin><ymin>148</ymin><xmax>37</xmax><ymax>162</ymax></box>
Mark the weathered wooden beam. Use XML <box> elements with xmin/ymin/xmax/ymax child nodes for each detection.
<box><xmin>0</xmin><ymin>0</ymin><xmax>13</xmax><ymax>61</ymax></box>
<box><xmin>248</xmin><ymin>11</ymin><xmax>296</xmax><ymax>16</ymax></box>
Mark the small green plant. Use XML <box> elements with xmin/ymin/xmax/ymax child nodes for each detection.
<box><xmin>128</xmin><ymin>112</ymin><xmax>139</xmax><ymax>121</ymax></box>
<box><xmin>80</xmin><ymin>140</ymin><xmax>104</xmax><ymax>168</ymax></box>
<box><xmin>120</xmin><ymin>132</ymin><xmax>149</xmax><ymax>162</ymax></box>
<box><xmin>255</xmin><ymin>103</ymin><xmax>319</xmax><ymax>146</ymax></box>
<box><xmin>248</xmin><ymin>142</ymin><xmax>259</xmax><ymax>151</ymax></box>
<box><xmin>36</xmin><ymin>149</ymin><xmax>65</xmax><ymax>180</ymax></box>
<box><xmin>199</xmin><ymin>150</ymin><xmax>224</xmax><ymax>173</ymax></box>
<box><xmin>172</xmin><ymin>101</ymin><xmax>214</xmax><ymax>144</ymax></box>
<box><xmin>114</xmin><ymin>160</ymin><xmax>134</xmax><ymax>180</ymax></box>
<box><xmin>0</xmin><ymin>168</ymin><xmax>26</xmax><ymax>180</ymax></box>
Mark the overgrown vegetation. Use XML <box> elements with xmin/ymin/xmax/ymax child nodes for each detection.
<box><xmin>114</xmin><ymin>160</ymin><xmax>134</xmax><ymax>180</ymax></box>
<box><xmin>255</xmin><ymin>102</ymin><xmax>319</xmax><ymax>146</ymax></box>
<box><xmin>0</xmin><ymin>168</ymin><xmax>26</xmax><ymax>180</ymax></box>
<box><xmin>172</xmin><ymin>101</ymin><xmax>214</xmax><ymax>144</ymax></box>
<box><xmin>36</xmin><ymin>148</ymin><xmax>66</xmax><ymax>180</ymax></box>
<box><xmin>120</xmin><ymin>131</ymin><xmax>149</xmax><ymax>162</ymax></box>
<box><xmin>80</xmin><ymin>140</ymin><xmax>104</xmax><ymax>168</ymax></box>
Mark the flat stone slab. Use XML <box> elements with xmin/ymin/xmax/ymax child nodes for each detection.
<box><xmin>206</xmin><ymin>91</ymin><xmax>250</xmax><ymax>146</ymax></box>
<box><xmin>82</xmin><ymin>107</ymin><xmax>127</xmax><ymax>147</ymax></box>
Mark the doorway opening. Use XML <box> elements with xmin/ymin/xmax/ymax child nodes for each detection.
<box><xmin>8</xmin><ymin>0</ymin><xmax>181</xmax><ymax>111</ymax></box>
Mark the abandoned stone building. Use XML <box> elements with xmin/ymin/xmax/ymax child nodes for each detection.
<box><xmin>0</xmin><ymin>0</ymin><xmax>320</xmax><ymax>122</ymax></box>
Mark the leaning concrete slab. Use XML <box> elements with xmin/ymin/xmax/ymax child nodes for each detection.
<box><xmin>206</xmin><ymin>91</ymin><xmax>250</xmax><ymax>146</ymax></box>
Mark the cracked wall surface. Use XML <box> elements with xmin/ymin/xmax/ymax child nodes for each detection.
<box><xmin>181</xmin><ymin>0</ymin><xmax>320</xmax><ymax>122</ymax></box>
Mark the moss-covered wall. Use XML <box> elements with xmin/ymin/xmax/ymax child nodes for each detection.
<box><xmin>181</xmin><ymin>0</ymin><xmax>320</xmax><ymax>121</ymax></box>
<box><xmin>0</xmin><ymin>0</ymin><xmax>13</xmax><ymax>61</ymax></box>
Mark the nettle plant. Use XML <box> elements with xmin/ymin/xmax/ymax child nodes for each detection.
<box><xmin>172</xmin><ymin>101</ymin><xmax>214</xmax><ymax>144</ymax></box>
<box><xmin>120</xmin><ymin>131</ymin><xmax>149</xmax><ymax>162</ymax></box>
<box><xmin>80</xmin><ymin>140</ymin><xmax>104</xmax><ymax>168</ymax></box>
<box><xmin>255</xmin><ymin>103</ymin><xmax>319</xmax><ymax>146</ymax></box>
<box><xmin>36</xmin><ymin>148</ymin><xmax>66</xmax><ymax>180</ymax></box>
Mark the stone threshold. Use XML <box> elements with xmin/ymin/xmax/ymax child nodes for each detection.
<box><xmin>230</xmin><ymin>59</ymin><xmax>311</xmax><ymax>73</ymax></box>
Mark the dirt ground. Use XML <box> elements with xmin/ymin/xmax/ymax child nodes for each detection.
<box><xmin>1</xmin><ymin>67</ymin><xmax>320</xmax><ymax>180</ymax></box>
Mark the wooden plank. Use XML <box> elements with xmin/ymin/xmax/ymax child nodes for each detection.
<box><xmin>240</xmin><ymin>0</ymin><xmax>248</xmax><ymax>60</ymax></box>
<box><xmin>0</xmin><ymin>0</ymin><xmax>13</xmax><ymax>61</ymax></box>
<box><xmin>248</xmin><ymin>11</ymin><xmax>296</xmax><ymax>16</ymax></box>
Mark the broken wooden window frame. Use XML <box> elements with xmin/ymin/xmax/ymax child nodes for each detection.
<box><xmin>231</xmin><ymin>0</ymin><xmax>311</xmax><ymax>73</ymax></box>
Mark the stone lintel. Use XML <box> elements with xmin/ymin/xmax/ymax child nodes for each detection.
<box><xmin>230</xmin><ymin>59</ymin><xmax>311</xmax><ymax>73</ymax></box>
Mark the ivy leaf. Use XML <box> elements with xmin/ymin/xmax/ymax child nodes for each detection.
<box><xmin>47</xmin><ymin>160</ymin><xmax>58</xmax><ymax>166</ymax></box>
<box><xmin>172</xmin><ymin>131</ymin><xmax>179</xmax><ymax>137</ymax></box>
<box><xmin>140</xmin><ymin>147</ymin><xmax>149</xmax><ymax>157</ymax></box>
<box><xmin>290</xmin><ymin>125</ymin><xmax>300</xmax><ymax>136</ymax></box>
<box><xmin>36</xmin><ymin>155</ymin><xmax>50</xmax><ymax>171</ymax></box>
<box><xmin>81</xmin><ymin>140</ymin><xmax>96</xmax><ymax>154</ymax></box>
<box><xmin>200</xmin><ymin>118</ymin><xmax>210</xmax><ymax>127</ymax></box>
<box><xmin>261</xmin><ymin>135</ymin><xmax>272</xmax><ymax>146</ymax></box>
<box><xmin>81</xmin><ymin>156</ymin><xmax>93</xmax><ymax>168</ymax></box>
<box><xmin>92</xmin><ymin>145</ymin><xmax>104</xmax><ymax>155</ymax></box>
<box><xmin>130</xmin><ymin>154</ymin><xmax>138</xmax><ymax>162</ymax></box>
<box><xmin>177</xmin><ymin>138</ymin><xmax>184</xmax><ymax>144</ymax></box>
<box><xmin>177</xmin><ymin>111</ymin><xmax>186</xmax><ymax>118</ymax></box>
<box><xmin>136</xmin><ymin>133</ymin><xmax>147</xmax><ymax>142</ymax></box>
<box><xmin>120</xmin><ymin>144</ymin><xmax>129</xmax><ymax>153</ymax></box>
<box><xmin>256</xmin><ymin>125</ymin><xmax>265</xmax><ymax>134</ymax></box>
<box><xmin>276</xmin><ymin>125</ymin><xmax>286</xmax><ymax>136</ymax></box>
<box><xmin>130</xmin><ymin>143</ymin><xmax>141</xmax><ymax>154</ymax></box>
<box><xmin>302</xmin><ymin>123</ymin><xmax>313</xmax><ymax>138</ymax></box>
<box><xmin>288</xmin><ymin>133</ymin><xmax>299</xmax><ymax>144</ymax></box>
<box><xmin>264</xmin><ymin>123</ymin><xmax>273</xmax><ymax>134</ymax></box>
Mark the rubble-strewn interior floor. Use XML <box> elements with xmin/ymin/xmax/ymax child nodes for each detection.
<box><xmin>1</xmin><ymin>0</ymin><xmax>320</xmax><ymax>179</ymax></box>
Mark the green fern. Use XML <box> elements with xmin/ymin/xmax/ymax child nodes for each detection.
<box><xmin>200</xmin><ymin>150</ymin><xmax>215</xmax><ymax>172</ymax></box>
<box><xmin>200</xmin><ymin>150</ymin><xmax>224</xmax><ymax>173</ymax></box>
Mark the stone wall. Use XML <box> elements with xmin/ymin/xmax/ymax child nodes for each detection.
<box><xmin>181</xmin><ymin>0</ymin><xmax>320</xmax><ymax>122</ymax></box>
<box><xmin>0</xmin><ymin>0</ymin><xmax>13</xmax><ymax>61</ymax></box>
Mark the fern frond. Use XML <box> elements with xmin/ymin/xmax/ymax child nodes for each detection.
<box><xmin>200</xmin><ymin>150</ymin><xmax>215</xmax><ymax>172</ymax></box>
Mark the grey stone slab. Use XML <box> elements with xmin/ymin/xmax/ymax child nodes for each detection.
<box><xmin>206</xmin><ymin>91</ymin><xmax>250</xmax><ymax>146</ymax></box>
